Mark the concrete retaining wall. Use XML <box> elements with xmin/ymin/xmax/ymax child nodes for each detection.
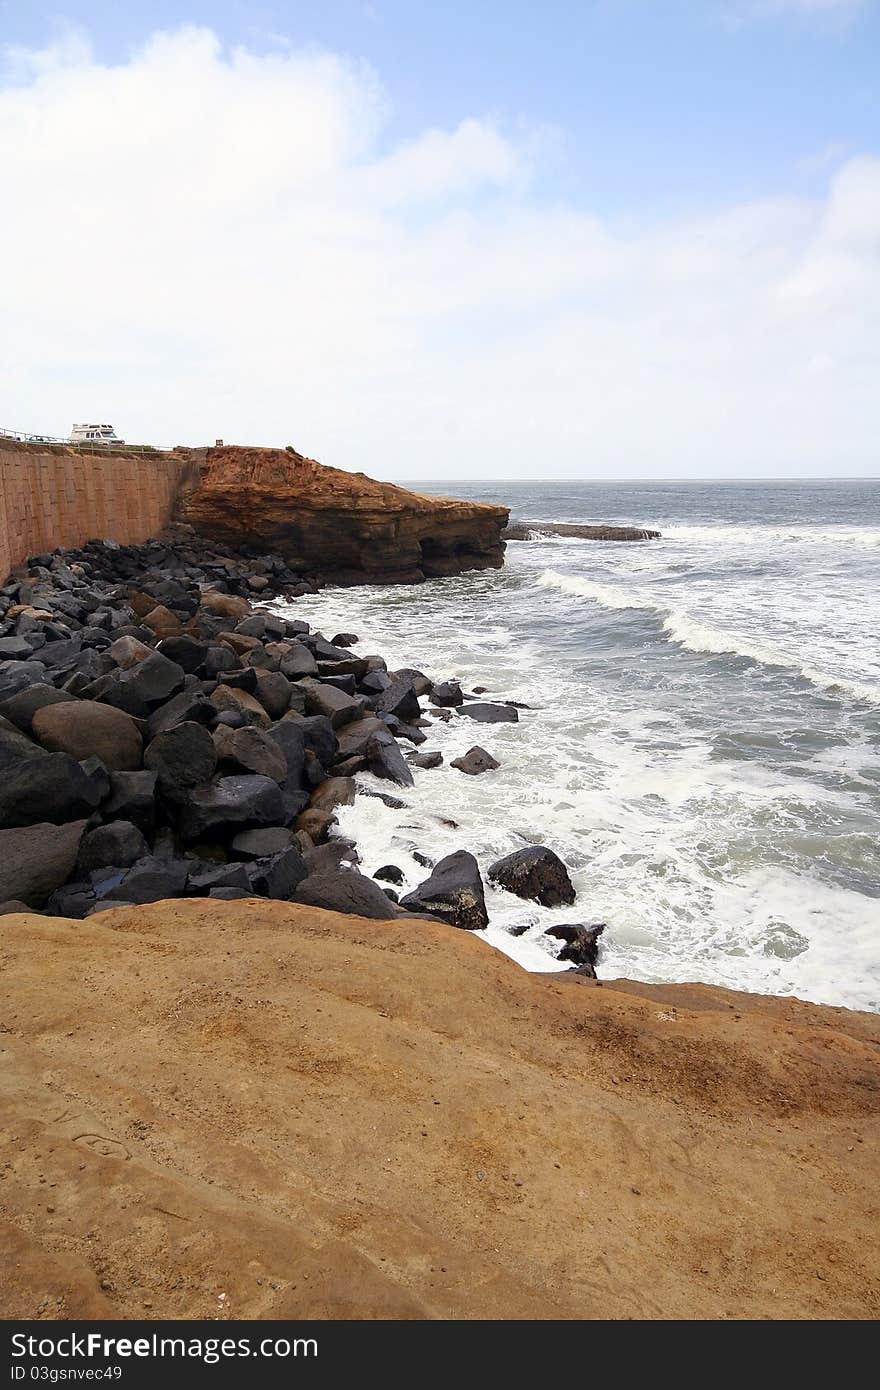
<box><xmin>0</xmin><ymin>439</ymin><xmax>188</xmax><ymax>580</ymax></box>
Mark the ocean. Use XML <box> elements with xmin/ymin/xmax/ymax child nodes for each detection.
<box><xmin>275</xmin><ymin>479</ymin><xmax>880</xmax><ymax>1012</ymax></box>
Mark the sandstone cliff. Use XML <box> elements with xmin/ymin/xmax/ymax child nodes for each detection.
<box><xmin>177</xmin><ymin>445</ymin><xmax>508</xmax><ymax>585</ymax></box>
<box><xmin>1</xmin><ymin>898</ymin><xmax>877</xmax><ymax>1320</ymax></box>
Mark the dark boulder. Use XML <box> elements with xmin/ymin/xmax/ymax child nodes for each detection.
<box><xmin>366</xmin><ymin>731</ymin><xmax>414</xmax><ymax>787</ymax></box>
<box><xmin>375</xmin><ymin>676</ymin><xmax>421</xmax><ymax>723</ymax></box>
<box><xmin>246</xmin><ymin>846</ymin><xmax>308</xmax><ymax>899</ymax></box>
<box><xmin>431</xmin><ymin>680</ymin><xmax>463</xmax><ymax>707</ymax></box>
<box><xmin>331</xmin><ymin>632</ymin><xmax>359</xmax><ymax>648</ymax></box>
<box><xmin>98</xmin><ymin>856</ymin><xmax>190</xmax><ymax>904</ymax></box>
<box><xmin>77</xmin><ymin>820</ymin><xmax>150</xmax><ymax>874</ymax></box>
<box><xmin>335</xmin><ymin>714</ymin><xmax>386</xmax><ymax>761</ymax></box>
<box><xmin>169</xmin><ymin>774</ymin><xmax>284</xmax><ymax>842</ymax></box>
<box><xmin>230</xmin><ymin>827</ymin><xmax>295</xmax><ymax>858</ymax></box>
<box><xmin>405</xmin><ymin>749</ymin><xmax>442</xmax><ymax>769</ymax></box>
<box><xmin>45</xmin><ymin>881</ymin><xmax>97</xmax><ymax>919</ymax></box>
<box><xmin>0</xmin><ymin>715</ymin><xmax>48</xmax><ymax>772</ymax></box>
<box><xmin>450</xmin><ymin>746</ymin><xmax>500</xmax><ymax>776</ymax></box>
<box><xmin>156</xmin><ymin>634</ymin><xmax>208</xmax><ymax>673</ymax></box>
<box><xmin>399</xmin><ymin>851</ymin><xmax>488</xmax><ymax>931</ymax></box>
<box><xmin>186</xmin><ymin>861</ymin><xmax>252</xmax><ymax>895</ymax></box>
<box><xmin>458</xmin><ymin>702</ymin><xmax>518</xmax><ymax>724</ymax></box>
<box><xmin>373</xmin><ymin>864</ymin><xmax>404</xmax><ymax>886</ymax></box>
<box><xmin>146</xmin><ymin>689</ymin><xmax>215</xmax><ymax>738</ymax></box>
<box><xmin>279</xmin><ymin>643</ymin><xmax>318</xmax><ymax>679</ymax></box>
<box><xmin>488</xmin><ymin>846</ymin><xmax>576</xmax><ymax>907</ymax></box>
<box><xmin>0</xmin><ymin>684</ymin><xmax>76</xmax><ymax>733</ymax></box>
<box><xmin>268</xmin><ymin>721</ymin><xmax>307</xmax><ymax>789</ymax></box>
<box><xmin>144</xmin><ymin>721</ymin><xmax>218</xmax><ymax>791</ymax></box>
<box><xmin>103</xmin><ymin>650</ymin><xmax>186</xmax><ymax>716</ymax></box>
<box><xmin>254</xmin><ymin>670</ymin><xmax>292</xmax><ymax>719</ymax></box>
<box><xmin>0</xmin><ymin>752</ymin><xmax>103</xmax><ymax>828</ymax></box>
<box><xmin>0</xmin><ymin>820</ymin><xmax>88</xmax><ymax>907</ymax></box>
<box><xmin>102</xmin><ymin>770</ymin><xmax>158</xmax><ymax>833</ymax></box>
<box><xmin>213</xmin><ymin>725</ymin><xmax>288</xmax><ymax>783</ymax></box>
<box><xmin>294</xmin><ymin>867</ymin><xmax>398</xmax><ymax>920</ymax></box>
<box><xmin>299</xmin><ymin>678</ymin><xmax>363</xmax><ymax>729</ymax></box>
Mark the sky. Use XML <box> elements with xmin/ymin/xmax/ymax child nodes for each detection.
<box><xmin>0</xmin><ymin>1</ymin><xmax>877</xmax><ymax>479</ymax></box>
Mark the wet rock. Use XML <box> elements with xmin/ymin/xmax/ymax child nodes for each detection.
<box><xmin>431</xmin><ymin>680</ymin><xmax>463</xmax><ymax>706</ymax></box>
<box><xmin>77</xmin><ymin>820</ymin><xmax>150</xmax><ymax>874</ymax></box>
<box><xmin>457</xmin><ymin>702</ymin><xmax>518</xmax><ymax>724</ymax></box>
<box><xmin>32</xmin><ymin>699</ymin><xmax>143</xmax><ymax>772</ymax></box>
<box><xmin>294</xmin><ymin>867</ymin><xmax>398</xmax><ymax>920</ymax></box>
<box><xmin>375</xmin><ymin>676</ymin><xmax>421</xmax><ymax>723</ymax></box>
<box><xmin>293</xmin><ymin>715</ymin><xmax>338</xmax><ymax>771</ymax></box>
<box><xmin>400</xmin><ymin>851</ymin><xmax>488</xmax><ymax>931</ymax></box>
<box><xmin>374</xmin><ymin>864</ymin><xmax>404</xmax><ymax>886</ymax></box>
<box><xmin>268</xmin><ymin>721</ymin><xmax>307</xmax><ymax>789</ymax></box>
<box><xmin>101</xmin><ymin>770</ymin><xmax>157</xmax><ymax>833</ymax></box>
<box><xmin>307</xmin><ymin>776</ymin><xmax>356</xmax><ymax>814</ymax></box>
<box><xmin>0</xmin><ymin>820</ymin><xmax>88</xmax><ymax>907</ymax></box>
<box><xmin>450</xmin><ymin>746</ymin><xmax>500</xmax><ymax>776</ymax></box>
<box><xmin>335</xmin><ymin>714</ymin><xmax>386</xmax><ymax>761</ymax></box>
<box><xmin>45</xmin><ymin>881</ymin><xmax>97</xmax><ymax>919</ymax></box>
<box><xmin>246</xmin><ymin>846</ymin><xmax>308</xmax><ymax>899</ymax></box>
<box><xmin>546</xmin><ymin>922</ymin><xmax>605</xmax><ymax>969</ymax></box>
<box><xmin>331</xmin><ymin>632</ymin><xmax>359</xmax><ymax>647</ymax></box>
<box><xmin>144</xmin><ymin>722</ymin><xmax>218</xmax><ymax>791</ymax></box>
<box><xmin>366</xmin><ymin>731</ymin><xmax>415</xmax><ymax>787</ymax></box>
<box><xmin>405</xmin><ymin>750</ymin><xmax>443</xmax><ymax>769</ymax></box>
<box><xmin>488</xmin><ymin>846</ymin><xmax>576</xmax><ymax>907</ymax></box>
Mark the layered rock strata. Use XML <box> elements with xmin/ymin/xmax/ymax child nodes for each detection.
<box><xmin>178</xmin><ymin>445</ymin><xmax>509</xmax><ymax>585</ymax></box>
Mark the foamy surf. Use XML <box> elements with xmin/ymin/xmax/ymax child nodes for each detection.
<box><xmin>272</xmin><ymin>477</ymin><xmax>880</xmax><ymax>1014</ymax></box>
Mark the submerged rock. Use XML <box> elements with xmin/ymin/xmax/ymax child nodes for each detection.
<box><xmin>451</xmin><ymin>746</ymin><xmax>499</xmax><ymax>776</ymax></box>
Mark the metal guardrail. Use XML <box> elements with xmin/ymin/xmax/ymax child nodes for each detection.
<box><xmin>0</xmin><ymin>426</ymin><xmax>169</xmax><ymax>453</ymax></box>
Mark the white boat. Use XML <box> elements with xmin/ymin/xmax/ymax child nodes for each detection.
<box><xmin>69</xmin><ymin>423</ymin><xmax>125</xmax><ymax>445</ymax></box>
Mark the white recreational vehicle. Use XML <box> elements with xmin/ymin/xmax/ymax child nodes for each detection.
<box><xmin>69</xmin><ymin>423</ymin><xmax>125</xmax><ymax>445</ymax></box>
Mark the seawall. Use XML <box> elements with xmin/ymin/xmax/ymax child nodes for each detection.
<box><xmin>0</xmin><ymin>438</ymin><xmax>189</xmax><ymax>580</ymax></box>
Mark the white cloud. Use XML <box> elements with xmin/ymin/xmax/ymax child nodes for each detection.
<box><xmin>0</xmin><ymin>25</ymin><xmax>877</xmax><ymax>477</ymax></box>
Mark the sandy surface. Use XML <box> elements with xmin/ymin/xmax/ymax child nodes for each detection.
<box><xmin>1</xmin><ymin>898</ymin><xmax>878</xmax><ymax>1320</ymax></box>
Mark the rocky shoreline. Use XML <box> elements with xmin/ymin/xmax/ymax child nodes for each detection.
<box><xmin>0</xmin><ymin>527</ymin><xmax>597</xmax><ymax>969</ymax></box>
<box><xmin>503</xmin><ymin>520</ymin><xmax>661</xmax><ymax>541</ymax></box>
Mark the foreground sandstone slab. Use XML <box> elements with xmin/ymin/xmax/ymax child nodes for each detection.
<box><xmin>0</xmin><ymin>899</ymin><xmax>878</xmax><ymax>1320</ymax></box>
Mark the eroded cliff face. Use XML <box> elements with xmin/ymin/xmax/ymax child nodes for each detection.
<box><xmin>176</xmin><ymin>445</ymin><xmax>508</xmax><ymax>585</ymax></box>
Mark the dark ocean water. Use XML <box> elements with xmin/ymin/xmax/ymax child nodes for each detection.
<box><xmin>277</xmin><ymin>479</ymin><xmax>880</xmax><ymax>1010</ymax></box>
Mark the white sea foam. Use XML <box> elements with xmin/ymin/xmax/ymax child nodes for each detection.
<box><xmin>537</xmin><ymin>568</ymin><xmax>880</xmax><ymax>705</ymax></box>
<box><xmin>270</xmin><ymin>503</ymin><xmax>880</xmax><ymax>1013</ymax></box>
